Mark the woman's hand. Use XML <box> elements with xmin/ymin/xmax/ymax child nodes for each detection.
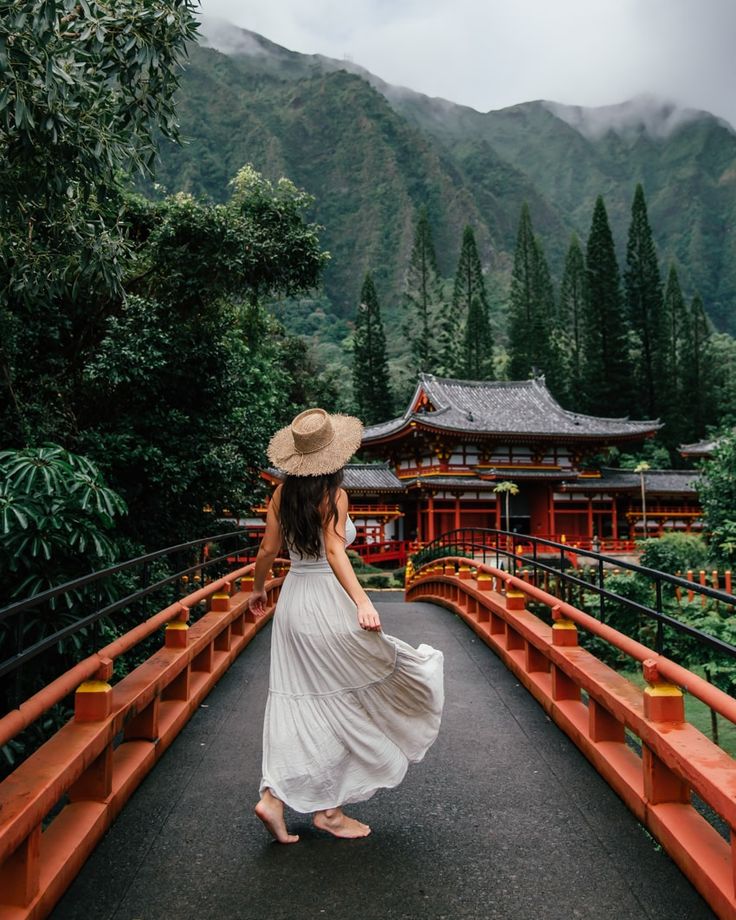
<box><xmin>247</xmin><ymin>590</ymin><xmax>267</xmax><ymax>618</ymax></box>
<box><xmin>357</xmin><ymin>599</ymin><xmax>382</xmax><ymax>631</ymax></box>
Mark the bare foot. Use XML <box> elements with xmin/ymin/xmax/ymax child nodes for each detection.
<box><xmin>313</xmin><ymin>807</ymin><xmax>371</xmax><ymax>839</ymax></box>
<box><xmin>255</xmin><ymin>791</ymin><xmax>299</xmax><ymax>844</ymax></box>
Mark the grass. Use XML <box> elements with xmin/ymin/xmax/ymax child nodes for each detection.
<box><xmin>620</xmin><ymin>666</ymin><xmax>736</xmax><ymax>757</ymax></box>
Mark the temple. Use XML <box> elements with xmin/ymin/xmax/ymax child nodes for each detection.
<box><xmin>262</xmin><ymin>375</ymin><xmax>704</xmax><ymax>561</ymax></box>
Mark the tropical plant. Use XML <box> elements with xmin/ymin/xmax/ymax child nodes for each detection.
<box><xmin>493</xmin><ymin>481</ymin><xmax>519</xmax><ymax>533</ymax></box>
<box><xmin>0</xmin><ymin>445</ymin><xmax>127</xmax><ymax>605</ymax></box>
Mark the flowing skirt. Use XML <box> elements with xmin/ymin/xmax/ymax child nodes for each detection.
<box><xmin>260</xmin><ymin>569</ymin><xmax>444</xmax><ymax>813</ymax></box>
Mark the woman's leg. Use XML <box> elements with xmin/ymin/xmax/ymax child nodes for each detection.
<box><xmin>313</xmin><ymin>807</ymin><xmax>371</xmax><ymax>838</ymax></box>
<box><xmin>255</xmin><ymin>788</ymin><xmax>300</xmax><ymax>843</ymax></box>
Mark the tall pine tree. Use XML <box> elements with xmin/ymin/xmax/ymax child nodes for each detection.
<box><xmin>581</xmin><ymin>196</ymin><xmax>633</xmax><ymax>416</ymax></box>
<box><xmin>507</xmin><ymin>203</ymin><xmax>555</xmax><ymax>383</ymax></box>
<box><xmin>625</xmin><ymin>184</ymin><xmax>665</xmax><ymax>418</ymax></box>
<box><xmin>403</xmin><ymin>206</ymin><xmax>444</xmax><ymax>375</ymax></box>
<box><xmin>679</xmin><ymin>294</ymin><xmax>713</xmax><ymax>442</ymax></box>
<box><xmin>352</xmin><ymin>272</ymin><xmax>393</xmax><ymax>424</ymax></box>
<box><xmin>558</xmin><ymin>234</ymin><xmax>587</xmax><ymax>404</ymax></box>
<box><xmin>439</xmin><ymin>225</ymin><xmax>492</xmax><ymax>379</ymax></box>
<box><xmin>660</xmin><ymin>264</ymin><xmax>689</xmax><ymax>443</ymax></box>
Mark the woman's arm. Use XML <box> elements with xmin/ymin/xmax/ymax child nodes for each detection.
<box><xmin>248</xmin><ymin>485</ymin><xmax>283</xmax><ymax>616</ymax></box>
<box><xmin>323</xmin><ymin>490</ymin><xmax>381</xmax><ymax>631</ymax></box>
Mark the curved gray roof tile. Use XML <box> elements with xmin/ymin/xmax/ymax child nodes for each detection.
<box><xmin>362</xmin><ymin>374</ymin><xmax>660</xmax><ymax>442</ymax></box>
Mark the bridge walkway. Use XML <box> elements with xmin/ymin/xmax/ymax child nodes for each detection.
<box><xmin>52</xmin><ymin>595</ymin><xmax>713</xmax><ymax>920</ymax></box>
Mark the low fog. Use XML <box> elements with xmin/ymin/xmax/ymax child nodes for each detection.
<box><xmin>197</xmin><ymin>0</ymin><xmax>736</xmax><ymax>130</ymax></box>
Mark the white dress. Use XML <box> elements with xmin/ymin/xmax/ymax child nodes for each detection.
<box><xmin>260</xmin><ymin>516</ymin><xmax>444</xmax><ymax>813</ymax></box>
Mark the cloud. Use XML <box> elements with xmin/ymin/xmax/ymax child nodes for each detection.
<box><xmin>198</xmin><ymin>0</ymin><xmax>736</xmax><ymax>126</ymax></box>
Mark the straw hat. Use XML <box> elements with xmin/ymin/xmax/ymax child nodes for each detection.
<box><xmin>267</xmin><ymin>408</ymin><xmax>363</xmax><ymax>476</ymax></box>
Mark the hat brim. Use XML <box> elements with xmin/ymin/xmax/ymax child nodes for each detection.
<box><xmin>267</xmin><ymin>413</ymin><xmax>364</xmax><ymax>476</ymax></box>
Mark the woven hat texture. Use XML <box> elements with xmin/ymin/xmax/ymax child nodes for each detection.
<box><xmin>267</xmin><ymin>408</ymin><xmax>363</xmax><ymax>476</ymax></box>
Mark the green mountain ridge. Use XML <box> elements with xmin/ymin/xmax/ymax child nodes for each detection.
<box><xmin>154</xmin><ymin>21</ymin><xmax>736</xmax><ymax>339</ymax></box>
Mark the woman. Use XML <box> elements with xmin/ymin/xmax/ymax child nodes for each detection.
<box><xmin>248</xmin><ymin>408</ymin><xmax>444</xmax><ymax>843</ymax></box>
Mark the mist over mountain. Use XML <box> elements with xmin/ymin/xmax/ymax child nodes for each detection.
<box><xmin>154</xmin><ymin>18</ymin><xmax>736</xmax><ymax>340</ymax></box>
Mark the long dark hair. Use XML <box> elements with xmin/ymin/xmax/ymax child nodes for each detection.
<box><xmin>279</xmin><ymin>469</ymin><xmax>344</xmax><ymax>558</ymax></box>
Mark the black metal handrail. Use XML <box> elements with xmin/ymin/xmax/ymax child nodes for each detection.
<box><xmin>411</xmin><ymin>528</ymin><xmax>736</xmax><ymax>662</ymax></box>
<box><xmin>0</xmin><ymin>530</ymin><xmax>260</xmax><ymax>684</ymax></box>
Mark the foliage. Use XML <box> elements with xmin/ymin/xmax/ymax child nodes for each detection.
<box><xmin>581</xmin><ymin>196</ymin><xmax>634</xmax><ymax>416</ymax></box>
<box><xmin>493</xmin><ymin>481</ymin><xmax>519</xmax><ymax>533</ymax></box>
<box><xmin>451</xmin><ymin>226</ymin><xmax>493</xmax><ymax>379</ymax></box>
<box><xmin>3</xmin><ymin>163</ymin><xmax>328</xmax><ymax>552</ymax></box>
<box><xmin>638</xmin><ymin>533</ymin><xmax>708</xmax><ymax>576</ymax></box>
<box><xmin>352</xmin><ymin>272</ymin><xmax>393</xmax><ymax>424</ymax></box>
<box><xmin>617</xmin><ymin>440</ymin><xmax>673</xmax><ymax>470</ymax></box>
<box><xmin>403</xmin><ymin>206</ymin><xmax>444</xmax><ymax>375</ymax></box>
<box><xmin>698</xmin><ymin>430</ymin><xmax>736</xmax><ymax>566</ymax></box>
<box><xmin>625</xmin><ymin>184</ymin><xmax>665</xmax><ymax>418</ymax></box>
<box><xmin>0</xmin><ymin>446</ymin><xmax>126</xmax><ymax>605</ymax></box>
<box><xmin>507</xmin><ymin>203</ymin><xmax>556</xmax><ymax>386</ymax></box>
<box><xmin>557</xmin><ymin>234</ymin><xmax>587</xmax><ymax>403</ymax></box>
<box><xmin>660</xmin><ymin>265</ymin><xmax>689</xmax><ymax>445</ymax></box>
<box><xmin>153</xmin><ymin>40</ymin><xmax>736</xmax><ymax>339</ymax></box>
<box><xmin>679</xmin><ymin>295</ymin><xmax>716</xmax><ymax>443</ymax></box>
<box><xmin>708</xmin><ymin>334</ymin><xmax>736</xmax><ymax>429</ymax></box>
<box><xmin>0</xmin><ymin>0</ymin><xmax>198</xmax><ymax>307</ymax></box>
<box><xmin>580</xmin><ymin>572</ymin><xmax>653</xmax><ymax>667</ymax></box>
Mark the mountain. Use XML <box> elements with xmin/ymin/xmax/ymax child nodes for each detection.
<box><xmin>152</xmin><ymin>19</ymin><xmax>736</xmax><ymax>339</ymax></box>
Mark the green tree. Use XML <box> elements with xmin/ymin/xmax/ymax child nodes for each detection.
<box><xmin>439</xmin><ymin>225</ymin><xmax>492</xmax><ymax>379</ymax></box>
<box><xmin>709</xmin><ymin>334</ymin><xmax>736</xmax><ymax>428</ymax></box>
<box><xmin>679</xmin><ymin>294</ymin><xmax>713</xmax><ymax>442</ymax></box>
<box><xmin>403</xmin><ymin>207</ymin><xmax>444</xmax><ymax>375</ymax></box>
<box><xmin>660</xmin><ymin>265</ymin><xmax>689</xmax><ymax>443</ymax></box>
<box><xmin>1</xmin><ymin>0</ymin><xmax>199</xmax><ymax>443</ymax></box>
<box><xmin>697</xmin><ymin>430</ymin><xmax>736</xmax><ymax>567</ymax></box>
<box><xmin>3</xmin><ymin>162</ymin><xmax>328</xmax><ymax>551</ymax></box>
<box><xmin>581</xmin><ymin>196</ymin><xmax>633</xmax><ymax>416</ymax></box>
<box><xmin>625</xmin><ymin>184</ymin><xmax>665</xmax><ymax>417</ymax></box>
<box><xmin>558</xmin><ymin>234</ymin><xmax>588</xmax><ymax>403</ymax></box>
<box><xmin>507</xmin><ymin>204</ymin><xmax>561</xmax><ymax>395</ymax></box>
<box><xmin>352</xmin><ymin>273</ymin><xmax>393</xmax><ymax>424</ymax></box>
<box><xmin>78</xmin><ymin>174</ymin><xmax>328</xmax><ymax>549</ymax></box>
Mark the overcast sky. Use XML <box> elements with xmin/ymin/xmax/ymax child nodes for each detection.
<box><xmin>198</xmin><ymin>0</ymin><xmax>736</xmax><ymax>128</ymax></box>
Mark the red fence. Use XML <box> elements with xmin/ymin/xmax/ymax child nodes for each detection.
<box><xmin>406</xmin><ymin>557</ymin><xmax>736</xmax><ymax>920</ymax></box>
<box><xmin>0</xmin><ymin>562</ymin><xmax>288</xmax><ymax>920</ymax></box>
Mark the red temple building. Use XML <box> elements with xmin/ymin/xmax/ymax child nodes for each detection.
<box><xmin>263</xmin><ymin>375</ymin><xmax>703</xmax><ymax>562</ymax></box>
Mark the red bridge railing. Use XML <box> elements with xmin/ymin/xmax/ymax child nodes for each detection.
<box><xmin>406</xmin><ymin>557</ymin><xmax>736</xmax><ymax>920</ymax></box>
<box><xmin>0</xmin><ymin>561</ymin><xmax>288</xmax><ymax>920</ymax></box>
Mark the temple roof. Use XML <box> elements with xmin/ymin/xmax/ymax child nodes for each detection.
<box><xmin>362</xmin><ymin>375</ymin><xmax>660</xmax><ymax>443</ymax></box>
<box><xmin>562</xmin><ymin>468</ymin><xmax>701</xmax><ymax>495</ymax></box>
<box><xmin>266</xmin><ymin>464</ymin><xmax>404</xmax><ymax>492</ymax></box>
<box><xmin>679</xmin><ymin>434</ymin><xmax>727</xmax><ymax>458</ymax></box>
<box><xmin>341</xmin><ymin>464</ymin><xmax>404</xmax><ymax>492</ymax></box>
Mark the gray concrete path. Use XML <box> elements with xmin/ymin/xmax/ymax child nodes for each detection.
<box><xmin>53</xmin><ymin>595</ymin><xmax>714</xmax><ymax>920</ymax></box>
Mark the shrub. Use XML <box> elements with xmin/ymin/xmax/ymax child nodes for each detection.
<box><xmin>579</xmin><ymin>572</ymin><xmax>653</xmax><ymax>667</ymax></box>
<box><xmin>638</xmin><ymin>533</ymin><xmax>708</xmax><ymax>576</ymax></box>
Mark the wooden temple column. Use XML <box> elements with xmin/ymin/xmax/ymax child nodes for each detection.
<box><xmin>454</xmin><ymin>496</ymin><xmax>461</xmax><ymax>530</ymax></box>
<box><xmin>611</xmin><ymin>500</ymin><xmax>618</xmax><ymax>539</ymax></box>
<box><xmin>428</xmin><ymin>493</ymin><xmax>436</xmax><ymax>542</ymax></box>
<box><xmin>587</xmin><ymin>498</ymin><xmax>594</xmax><ymax>538</ymax></box>
<box><xmin>548</xmin><ymin>490</ymin><xmax>556</xmax><ymax>539</ymax></box>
